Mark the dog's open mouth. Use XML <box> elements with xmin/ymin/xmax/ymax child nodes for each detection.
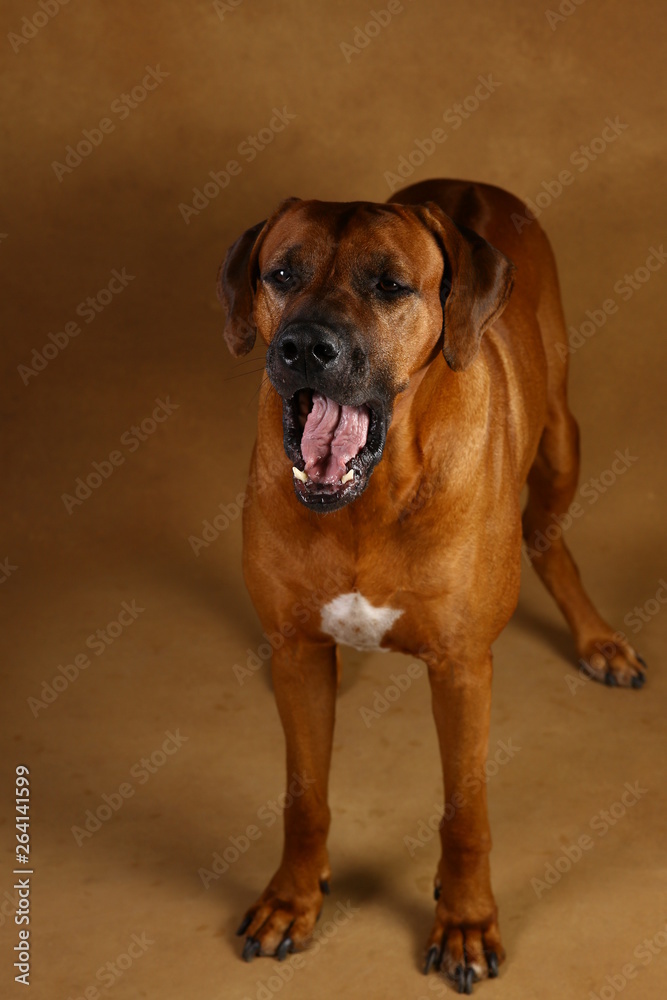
<box><xmin>282</xmin><ymin>389</ymin><xmax>387</xmax><ymax>510</ymax></box>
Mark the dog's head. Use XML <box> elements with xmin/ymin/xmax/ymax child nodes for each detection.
<box><xmin>218</xmin><ymin>198</ymin><xmax>514</xmax><ymax>512</ymax></box>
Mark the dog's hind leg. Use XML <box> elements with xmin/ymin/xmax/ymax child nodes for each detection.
<box><xmin>521</xmin><ymin>259</ymin><xmax>646</xmax><ymax>688</ymax></box>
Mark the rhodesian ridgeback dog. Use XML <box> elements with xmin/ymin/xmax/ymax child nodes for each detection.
<box><xmin>218</xmin><ymin>178</ymin><xmax>646</xmax><ymax>993</ymax></box>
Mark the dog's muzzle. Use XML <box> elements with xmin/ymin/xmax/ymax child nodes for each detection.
<box><xmin>266</xmin><ymin>322</ymin><xmax>390</xmax><ymax>512</ymax></box>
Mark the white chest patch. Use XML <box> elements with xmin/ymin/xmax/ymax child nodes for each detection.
<box><xmin>320</xmin><ymin>592</ymin><xmax>403</xmax><ymax>651</ymax></box>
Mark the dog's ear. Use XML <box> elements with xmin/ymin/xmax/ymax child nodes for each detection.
<box><xmin>417</xmin><ymin>202</ymin><xmax>515</xmax><ymax>372</ymax></box>
<box><xmin>217</xmin><ymin>198</ymin><xmax>303</xmax><ymax>357</ymax></box>
<box><xmin>217</xmin><ymin>220</ymin><xmax>267</xmax><ymax>357</ymax></box>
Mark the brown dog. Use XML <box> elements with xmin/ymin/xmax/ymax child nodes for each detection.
<box><xmin>219</xmin><ymin>179</ymin><xmax>646</xmax><ymax>993</ymax></box>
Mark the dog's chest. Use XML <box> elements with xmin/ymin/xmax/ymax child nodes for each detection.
<box><xmin>320</xmin><ymin>591</ymin><xmax>403</xmax><ymax>651</ymax></box>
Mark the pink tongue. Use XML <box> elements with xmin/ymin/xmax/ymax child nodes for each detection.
<box><xmin>301</xmin><ymin>393</ymin><xmax>370</xmax><ymax>484</ymax></box>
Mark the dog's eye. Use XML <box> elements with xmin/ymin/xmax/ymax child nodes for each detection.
<box><xmin>270</xmin><ymin>269</ymin><xmax>292</xmax><ymax>285</ymax></box>
<box><xmin>376</xmin><ymin>278</ymin><xmax>402</xmax><ymax>293</ymax></box>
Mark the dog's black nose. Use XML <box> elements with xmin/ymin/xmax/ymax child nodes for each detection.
<box><xmin>277</xmin><ymin>323</ymin><xmax>341</xmax><ymax>372</ymax></box>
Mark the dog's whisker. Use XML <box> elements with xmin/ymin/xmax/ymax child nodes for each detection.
<box><xmin>249</xmin><ymin>375</ymin><xmax>271</xmax><ymax>404</ymax></box>
<box><xmin>224</xmin><ymin>367</ymin><xmax>267</xmax><ymax>381</ymax></box>
<box><xmin>232</xmin><ymin>354</ymin><xmax>268</xmax><ymax>368</ymax></box>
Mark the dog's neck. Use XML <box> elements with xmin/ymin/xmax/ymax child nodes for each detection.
<box><xmin>370</xmin><ymin>352</ymin><xmax>492</xmax><ymax>516</ymax></box>
<box><xmin>255</xmin><ymin>350</ymin><xmax>491</xmax><ymax>523</ymax></box>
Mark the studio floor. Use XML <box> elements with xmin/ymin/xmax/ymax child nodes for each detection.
<box><xmin>1</xmin><ymin>1</ymin><xmax>666</xmax><ymax>997</ymax></box>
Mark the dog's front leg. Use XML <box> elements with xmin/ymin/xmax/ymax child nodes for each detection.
<box><xmin>237</xmin><ymin>640</ymin><xmax>337</xmax><ymax>961</ymax></box>
<box><xmin>422</xmin><ymin>651</ymin><xmax>504</xmax><ymax>993</ymax></box>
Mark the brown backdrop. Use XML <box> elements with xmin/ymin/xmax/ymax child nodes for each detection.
<box><xmin>2</xmin><ymin>1</ymin><xmax>666</xmax><ymax>997</ymax></box>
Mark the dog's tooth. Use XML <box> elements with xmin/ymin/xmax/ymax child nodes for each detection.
<box><xmin>292</xmin><ymin>466</ymin><xmax>308</xmax><ymax>483</ymax></box>
<box><xmin>341</xmin><ymin>469</ymin><xmax>354</xmax><ymax>484</ymax></box>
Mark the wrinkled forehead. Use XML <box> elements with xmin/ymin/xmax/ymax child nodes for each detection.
<box><xmin>259</xmin><ymin>201</ymin><xmax>442</xmax><ymax>281</ymax></box>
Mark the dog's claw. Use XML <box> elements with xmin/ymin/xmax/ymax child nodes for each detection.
<box><xmin>319</xmin><ymin>879</ymin><xmax>330</xmax><ymax>895</ymax></box>
<box><xmin>277</xmin><ymin>937</ymin><xmax>293</xmax><ymax>961</ymax></box>
<box><xmin>464</xmin><ymin>966</ymin><xmax>474</xmax><ymax>994</ymax></box>
<box><xmin>486</xmin><ymin>951</ymin><xmax>499</xmax><ymax>978</ymax></box>
<box><xmin>236</xmin><ymin>914</ymin><xmax>252</xmax><ymax>936</ymax></box>
<box><xmin>433</xmin><ymin>884</ymin><xmax>441</xmax><ymax>901</ymax></box>
<box><xmin>631</xmin><ymin>674</ymin><xmax>645</xmax><ymax>689</ymax></box>
<box><xmin>242</xmin><ymin>937</ymin><xmax>260</xmax><ymax>962</ymax></box>
<box><xmin>637</xmin><ymin>654</ymin><xmax>647</xmax><ymax>669</ymax></box>
<box><xmin>604</xmin><ymin>669</ymin><xmax>617</xmax><ymax>686</ymax></box>
<box><xmin>454</xmin><ymin>963</ymin><xmax>466</xmax><ymax>993</ymax></box>
<box><xmin>423</xmin><ymin>944</ymin><xmax>440</xmax><ymax>975</ymax></box>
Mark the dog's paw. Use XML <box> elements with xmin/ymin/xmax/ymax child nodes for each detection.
<box><xmin>423</xmin><ymin>906</ymin><xmax>504</xmax><ymax>993</ymax></box>
<box><xmin>236</xmin><ymin>872</ymin><xmax>329</xmax><ymax>960</ymax></box>
<box><xmin>577</xmin><ymin>635</ymin><xmax>647</xmax><ymax>689</ymax></box>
